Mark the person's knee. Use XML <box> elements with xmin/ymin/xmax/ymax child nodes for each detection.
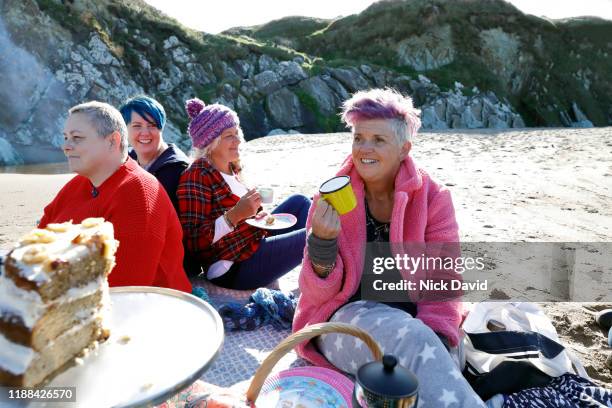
<box><xmin>298</xmin><ymin>193</ymin><xmax>312</xmax><ymax>202</ymax></box>
<box><xmin>361</xmin><ymin>304</ymin><xmax>439</xmax><ymax>344</ymax></box>
<box><xmin>286</xmin><ymin>193</ymin><xmax>309</xmax><ymax>203</ymax></box>
<box><xmin>406</xmin><ymin>318</ymin><xmax>440</xmax><ymax>344</ymax></box>
<box><xmin>282</xmin><ymin>194</ymin><xmax>311</xmax><ymax>214</ymax></box>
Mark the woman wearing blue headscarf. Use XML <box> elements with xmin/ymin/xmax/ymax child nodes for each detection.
<box><xmin>120</xmin><ymin>95</ymin><xmax>189</xmax><ymax>211</ymax></box>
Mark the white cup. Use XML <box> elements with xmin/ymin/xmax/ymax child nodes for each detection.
<box><xmin>258</xmin><ymin>187</ymin><xmax>274</xmax><ymax>204</ymax></box>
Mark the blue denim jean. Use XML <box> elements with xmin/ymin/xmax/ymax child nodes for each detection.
<box><xmin>210</xmin><ymin>194</ymin><xmax>311</xmax><ymax>290</ymax></box>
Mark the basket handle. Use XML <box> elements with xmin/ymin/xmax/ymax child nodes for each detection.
<box><xmin>246</xmin><ymin>322</ymin><xmax>382</xmax><ymax>402</ymax></box>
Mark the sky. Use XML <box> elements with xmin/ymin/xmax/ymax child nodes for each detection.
<box><xmin>143</xmin><ymin>0</ymin><xmax>612</xmax><ymax>34</ymax></box>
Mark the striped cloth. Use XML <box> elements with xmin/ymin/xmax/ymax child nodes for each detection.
<box><xmin>503</xmin><ymin>374</ymin><xmax>612</xmax><ymax>407</ymax></box>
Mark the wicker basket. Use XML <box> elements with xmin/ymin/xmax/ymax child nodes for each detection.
<box><xmin>245</xmin><ymin>322</ymin><xmax>383</xmax><ymax>405</ymax></box>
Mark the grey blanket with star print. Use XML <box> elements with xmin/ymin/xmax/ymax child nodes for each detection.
<box><xmin>317</xmin><ymin>300</ymin><xmax>485</xmax><ymax>408</ymax></box>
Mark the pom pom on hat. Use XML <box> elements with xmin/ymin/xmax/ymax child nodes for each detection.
<box><xmin>186</xmin><ymin>98</ymin><xmax>205</xmax><ymax>120</ymax></box>
<box><xmin>186</xmin><ymin>100</ymin><xmax>240</xmax><ymax>150</ymax></box>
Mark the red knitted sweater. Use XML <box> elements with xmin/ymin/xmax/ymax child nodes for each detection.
<box><xmin>39</xmin><ymin>158</ymin><xmax>192</xmax><ymax>293</ymax></box>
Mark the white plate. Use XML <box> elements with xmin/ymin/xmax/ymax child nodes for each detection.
<box><xmin>38</xmin><ymin>286</ymin><xmax>224</xmax><ymax>408</ymax></box>
<box><xmin>257</xmin><ymin>367</ymin><xmax>353</xmax><ymax>408</ymax></box>
<box><xmin>246</xmin><ymin>213</ymin><xmax>297</xmax><ymax>230</ymax></box>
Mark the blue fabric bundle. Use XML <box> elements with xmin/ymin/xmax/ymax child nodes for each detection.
<box><xmin>218</xmin><ymin>288</ymin><xmax>297</xmax><ymax>331</ymax></box>
<box><xmin>191</xmin><ymin>286</ymin><xmax>212</xmax><ymax>305</ymax></box>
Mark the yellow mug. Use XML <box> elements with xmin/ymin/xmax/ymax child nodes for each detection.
<box><xmin>319</xmin><ymin>176</ymin><xmax>357</xmax><ymax>215</ymax></box>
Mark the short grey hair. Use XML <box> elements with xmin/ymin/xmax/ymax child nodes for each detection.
<box><xmin>388</xmin><ymin>118</ymin><xmax>411</xmax><ymax>146</ymax></box>
<box><xmin>69</xmin><ymin>101</ymin><xmax>128</xmax><ymax>155</ymax></box>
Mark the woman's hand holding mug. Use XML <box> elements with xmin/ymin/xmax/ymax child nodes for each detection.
<box><xmin>311</xmin><ymin>199</ymin><xmax>341</xmax><ymax>240</ymax></box>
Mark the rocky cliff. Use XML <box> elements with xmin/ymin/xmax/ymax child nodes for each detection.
<box><xmin>0</xmin><ymin>0</ymin><xmax>610</xmax><ymax>164</ymax></box>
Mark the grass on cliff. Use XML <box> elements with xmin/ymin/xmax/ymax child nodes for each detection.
<box><xmin>35</xmin><ymin>0</ymin><xmax>612</xmax><ymax>129</ymax></box>
<box><xmin>239</xmin><ymin>16</ymin><xmax>331</xmax><ymax>42</ymax></box>
<box><xmin>293</xmin><ymin>89</ymin><xmax>342</xmax><ymax>133</ymax></box>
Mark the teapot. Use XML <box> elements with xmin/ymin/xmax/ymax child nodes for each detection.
<box><xmin>354</xmin><ymin>354</ymin><xmax>419</xmax><ymax>408</ymax></box>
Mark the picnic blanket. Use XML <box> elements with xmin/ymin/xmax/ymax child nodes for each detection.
<box><xmin>192</xmin><ymin>272</ymin><xmax>308</xmax><ymax>388</ymax></box>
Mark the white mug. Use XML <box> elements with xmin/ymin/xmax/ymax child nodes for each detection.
<box><xmin>258</xmin><ymin>187</ymin><xmax>274</xmax><ymax>204</ymax></box>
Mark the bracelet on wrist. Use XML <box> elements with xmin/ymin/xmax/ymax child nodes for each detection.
<box><xmin>310</xmin><ymin>259</ymin><xmax>336</xmax><ymax>278</ymax></box>
<box><xmin>223</xmin><ymin>211</ymin><xmax>236</xmax><ymax>229</ymax></box>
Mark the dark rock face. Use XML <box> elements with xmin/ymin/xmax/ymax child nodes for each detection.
<box><xmin>0</xmin><ymin>0</ymin><xmax>607</xmax><ymax>164</ymax></box>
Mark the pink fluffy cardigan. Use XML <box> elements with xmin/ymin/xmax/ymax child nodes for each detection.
<box><xmin>293</xmin><ymin>153</ymin><xmax>463</xmax><ymax>368</ymax></box>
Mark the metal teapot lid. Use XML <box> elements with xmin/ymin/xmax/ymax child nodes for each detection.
<box><xmin>356</xmin><ymin>355</ymin><xmax>418</xmax><ymax>399</ymax></box>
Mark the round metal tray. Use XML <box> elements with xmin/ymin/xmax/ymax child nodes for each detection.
<box><xmin>44</xmin><ymin>286</ymin><xmax>224</xmax><ymax>407</ymax></box>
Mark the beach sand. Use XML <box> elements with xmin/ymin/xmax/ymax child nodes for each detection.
<box><xmin>1</xmin><ymin>127</ymin><xmax>611</xmax><ymax>387</ymax></box>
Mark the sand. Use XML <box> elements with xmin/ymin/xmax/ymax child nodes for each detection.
<box><xmin>0</xmin><ymin>172</ymin><xmax>72</xmax><ymax>247</ymax></box>
<box><xmin>1</xmin><ymin>127</ymin><xmax>611</xmax><ymax>387</ymax></box>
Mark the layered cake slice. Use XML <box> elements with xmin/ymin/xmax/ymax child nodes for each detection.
<box><xmin>0</xmin><ymin>218</ymin><xmax>118</xmax><ymax>387</ymax></box>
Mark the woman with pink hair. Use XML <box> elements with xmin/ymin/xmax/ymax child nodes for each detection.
<box><xmin>293</xmin><ymin>88</ymin><xmax>483</xmax><ymax>406</ymax></box>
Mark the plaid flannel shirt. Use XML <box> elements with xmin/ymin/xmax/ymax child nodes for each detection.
<box><xmin>176</xmin><ymin>158</ymin><xmax>266</xmax><ymax>272</ymax></box>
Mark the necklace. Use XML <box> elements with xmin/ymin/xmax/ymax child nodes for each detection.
<box><xmin>365</xmin><ymin>200</ymin><xmax>390</xmax><ymax>241</ymax></box>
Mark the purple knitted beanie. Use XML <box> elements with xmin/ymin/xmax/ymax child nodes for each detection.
<box><xmin>185</xmin><ymin>98</ymin><xmax>240</xmax><ymax>149</ymax></box>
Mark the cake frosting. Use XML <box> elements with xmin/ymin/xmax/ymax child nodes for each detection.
<box><xmin>0</xmin><ymin>218</ymin><xmax>117</xmax><ymax>387</ymax></box>
<box><xmin>0</xmin><ymin>332</ymin><xmax>35</xmax><ymax>375</ymax></box>
<box><xmin>7</xmin><ymin>220</ymin><xmax>115</xmax><ymax>285</ymax></box>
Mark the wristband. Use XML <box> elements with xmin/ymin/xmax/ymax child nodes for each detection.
<box><xmin>310</xmin><ymin>259</ymin><xmax>336</xmax><ymax>278</ymax></box>
<box><xmin>223</xmin><ymin>211</ymin><xmax>236</xmax><ymax>230</ymax></box>
<box><xmin>307</xmin><ymin>233</ymin><xmax>338</xmax><ymax>266</ymax></box>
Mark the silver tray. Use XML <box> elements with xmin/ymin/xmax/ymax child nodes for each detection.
<box><xmin>38</xmin><ymin>286</ymin><xmax>224</xmax><ymax>407</ymax></box>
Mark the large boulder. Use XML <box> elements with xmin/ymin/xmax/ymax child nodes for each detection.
<box><xmin>240</xmin><ymin>78</ymin><xmax>257</xmax><ymax>98</ymax></box>
<box><xmin>163</xmin><ymin>35</ymin><xmax>180</xmax><ymax>50</ymax></box>
<box><xmin>171</xmin><ymin>46</ymin><xmax>194</xmax><ymax>65</ymax></box>
<box><xmin>234</xmin><ymin>59</ymin><xmax>255</xmax><ymax>78</ymax></box>
<box><xmin>258</xmin><ymin>54</ymin><xmax>278</xmax><ymax>72</ymax></box>
<box><xmin>219</xmin><ymin>61</ymin><xmax>240</xmax><ymax>81</ymax></box>
<box><xmin>239</xmin><ymin>101</ymin><xmax>270</xmax><ymax>139</ymax></box>
<box><xmin>265</xmin><ymin>88</ymin><xmax>304</xmax><ymax>128</ymax></box>
<box><xmin>277</xmin><ymin>61</ymin><xmax>307</xmax><ymax>85</ymax></box>
<box><xmin>420</xmin><ymin>91</ymin><xmax>525</xmax><ymax>130</ymax></box>
<box><xmin>298</xmin><ymin>76</ymin><xmax>340</xmax><ymax>116</ymax></box>
<box><xmin>321</xmin><ymin>74</ymin><xmax>350</xmax><ymax>101</ymax></box>
<box><xmin>486</xmin><ymin>115</ymin><xmax>511</xmax><ymax>129</ymax></box>
<box><xmin>328</xmin><ymin>67</ymin><xmax>370</xmax><ymax>93</ymax></box>
<box><xmin>444</xmin><ymin>92</ymin><xmax>467</xmax><ymax>123</ymax></box>
<box><xmin>253</xmin><ymin>70</ymin><xmax>282</xmax><ymax>95</ymax></box>
<box><xmin>185</xmin><ymin>62</ymin><xmax>215</xmax><ymax>85</ymax></box>
<box><xmin>462</xmin><ymin>99</ymin><xmax>485</xmax><ymax>128</ymax></box>
<box><xmin>421</xmin><ymin>106</ymin><xmax>448</xmax><ymax>129</ymax></box>
<box><xmin>461</xmin><ymin>108</ymin><xmax>484</xmax><ymax>129</ymax></box>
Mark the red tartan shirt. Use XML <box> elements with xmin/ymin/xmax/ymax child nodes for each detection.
<box><xmin>176</xmin><ymin>158</ymin><xmax>267</xmax><ymax>272</ymax></box>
